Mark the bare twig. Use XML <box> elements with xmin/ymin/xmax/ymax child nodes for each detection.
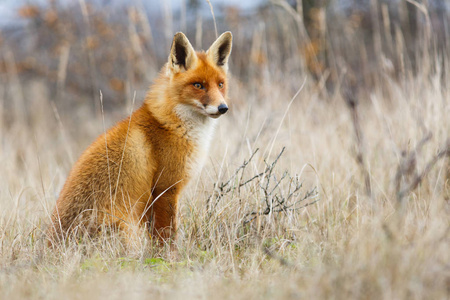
<box><xmin>206</xmin><ymin>148</ymin><xmax>260</xmax><ymax>211</ymax></box>
<box><xmin>396</xmin><ymin>137</ymin><xmax>450</xmax><ymax>202</ymax></box>
<box><xmin>206</xmin><ymin>147</ymin><xmax>318</xmax><ymax>225</ymax></box>
<box><xmin>394</xmin><ymin>132</ymin><xmax>432</xmax><ymax>196</ymax></box>
<box><xmin>343</xmin><ymin>86</ymin><xmax>372</xmax><ymax>199</ymax></box>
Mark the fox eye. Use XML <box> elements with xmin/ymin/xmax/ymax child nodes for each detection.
<box><xmin>193</xmin><ymin>83</ymin><xmax>204</xmax><ymax>89</ymax></box>
<box><xmin>218</xmin><ymin>82</ymin><xmax>224</xmax><ymax>89</ymax></box>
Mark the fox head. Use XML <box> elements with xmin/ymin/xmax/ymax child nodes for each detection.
<box><xmin>166</xmin><ymin>31</ymin><xmax>232</xmax><ymax>119</ymax></box>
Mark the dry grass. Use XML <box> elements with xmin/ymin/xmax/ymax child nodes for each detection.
<box><xmin>1</xmin><ymin>1</ymin><xmax>449</xmax><ymax>299</ymax></box>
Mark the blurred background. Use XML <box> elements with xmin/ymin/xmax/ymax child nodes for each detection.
<box><xmin>0</xmin><ymin>0</ymin><xmax>448</xmax><ymax>118</ymax></box>
<box><xmin>0</xmin><ymin>3</ymin><xmax>449</xmax><ymax>298</ymax></box>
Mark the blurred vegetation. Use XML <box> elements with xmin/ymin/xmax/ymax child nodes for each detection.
<box><xmin>0</xmin><ymin>3</ymin><xmax>449</xmax><ymax>299</ymax></box>
<box><xmin>0</xmin><ymin>0</ymin><xmax>448</xmax><ymax>115</ymax></box>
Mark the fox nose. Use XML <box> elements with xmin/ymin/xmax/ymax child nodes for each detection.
<box><xmin>218</xmin><ymin>104</ymin><xmax>228</xmax><ymax>114</ymax></box>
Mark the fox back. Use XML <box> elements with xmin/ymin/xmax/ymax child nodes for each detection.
<box><xmin>49</xmin><ymin>32</ymin><xmax>233</xmax><ymax>245</ymax></box>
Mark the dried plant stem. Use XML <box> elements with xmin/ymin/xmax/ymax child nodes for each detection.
<box><xmin>205</xmin><ymin>0</ymin><xmax>218</xmax><ymax>39</ymax></box>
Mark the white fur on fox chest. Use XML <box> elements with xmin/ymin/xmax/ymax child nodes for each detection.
<box><xmin>175</xmin><ymin>104</ymin><xmax>218</xmax><ymax>179</ymax></box>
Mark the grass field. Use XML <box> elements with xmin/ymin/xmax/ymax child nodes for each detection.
<box><xmin>1</xmin><ymin>1</ymin><xmax>449</xmax><ymax>299</ymax></box>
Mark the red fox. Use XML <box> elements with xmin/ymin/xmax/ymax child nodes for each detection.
<box><xmin>49</xmin><ymin>32</ymin><xmax>232</xmax><ymax>245</ymax></box>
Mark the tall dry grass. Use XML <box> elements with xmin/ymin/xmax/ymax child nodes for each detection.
<box><xmin>0</xmin><ymin>0</ymin><xmax>449</xmax><ymax>299</ymax></box>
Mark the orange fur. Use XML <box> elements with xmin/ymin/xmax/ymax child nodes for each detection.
<box><xmin>49</xmin><ymin>32</ymin><xmax>232</xmax><ymax>245</ymax></box>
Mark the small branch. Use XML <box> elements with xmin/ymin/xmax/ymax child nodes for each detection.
<box><xmin>394</xmin><ymin>132</ymin><xmax>432</xmax><ymax>197</ymax></box>
<box><xmin>206</xmin><ymin>147</ymin><xmax>319</xmax><ymax>227</ymax></box>
<box><xmin>206</xmin><ymin>148</ymin><xmax>260</xmax><ymax>213</ymax></box>
<box><xmin>397</xmin><ymin>138</ymin><xmax>450</xmax><ymax>202</ymax></box>
<box><xmin>343</xmin><ymin>85</ymin><xmax>372</xmax><ymax>199</ymax></box>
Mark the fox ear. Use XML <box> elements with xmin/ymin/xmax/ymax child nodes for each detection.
<box><xmin>168</xmin><ymin>32</ymin><xmax>197</xmax><ymax>73</ymax></box>
<box><xmin>207</xmin><ymin>31</ymin><xmax>232</xmax><ymax>71</ymax></box>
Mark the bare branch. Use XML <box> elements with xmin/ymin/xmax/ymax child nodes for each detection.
<box><xmin>397</xmin><ymin>138</ymin><xmax>450</xmax><ymax>202</ymax></box>
<box><xmin>343</xmin><ymin>84</ymin><xmax>372</xmax><ymax>199</ymax></box>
